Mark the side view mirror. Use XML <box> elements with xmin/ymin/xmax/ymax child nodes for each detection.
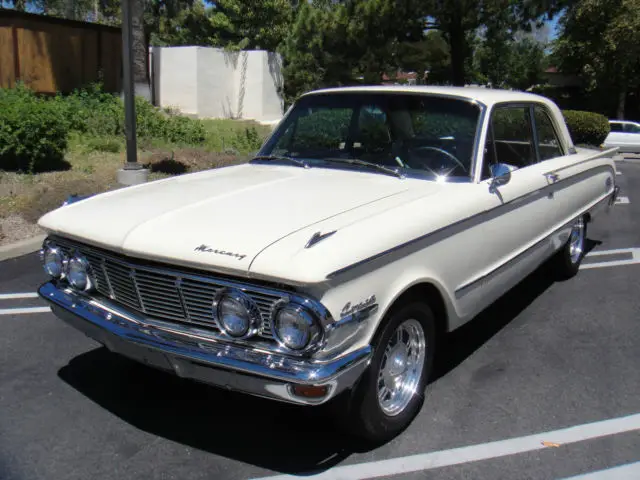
<box><xmin>489</xmin><ymin>163</ymin><xmax>512</xmax><ymax>190</ymax></box>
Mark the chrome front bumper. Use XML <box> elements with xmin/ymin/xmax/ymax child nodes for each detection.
<box><xmin>39</xmin><ymin>282</ymin><xmax>372</xmax><ymax>405</ymax></box>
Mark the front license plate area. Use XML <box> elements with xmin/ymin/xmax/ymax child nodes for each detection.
<box><xmin>107</xmin><ymin>336</ymin><xmax>174</xmax><ymax>372</ymax></box>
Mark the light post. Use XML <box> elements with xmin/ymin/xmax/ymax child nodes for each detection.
<box><xmin>116</xmin><ymin>0</ymin><xmax>149</xmax><ymax>186</ymax></box>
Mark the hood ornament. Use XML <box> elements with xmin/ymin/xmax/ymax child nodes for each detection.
<box><xmin>305</xmin><ymin>230</ymin><xmax>337</xmax><ymax>249</ymax></box>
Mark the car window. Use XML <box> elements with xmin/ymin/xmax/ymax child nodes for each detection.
<box><xmin>487</xmin><ymin>106</ymin><xmax>535</xmax><ymax>172</ymax></box>
<box><xmin>354</xmin><ymin>105</ymin><xmax>392</xmax><ymax>155</ymax></box>
<box><xmin>623</xmin><ymin>123</ymin><xmax>640</xmax><ymax>134</ymax></box>
<box><xmin>609</xmin><ymin>122</ymin><xmax>623</xmax><ymax>132</ymax></box>
<box><xmin>270</xmin><ymin>107</ymin><xmax>352</xmax><ymax>155</ymax></box>
<box><xmin>261</xmin><ymin>93</ymin><xmax>482</xmax><ymax>179</ymax></box>
<box><xmin>534</xmin><ymin>107</ymin><xmax>563</xmax><ymax>161</ymax></box>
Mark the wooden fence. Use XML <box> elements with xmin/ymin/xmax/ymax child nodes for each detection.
<box><xmin>0</xmin><ymin>10</ymin><xmax>122</xmax><ymax>94</ymax></box>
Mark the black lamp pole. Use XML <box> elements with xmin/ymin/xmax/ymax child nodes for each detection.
<box><xmin>121</xmin><ymin>0</ymin><xmax>140</xmax><ymax>170</ymax></box>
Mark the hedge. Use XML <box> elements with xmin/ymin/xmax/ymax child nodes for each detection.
<box><xmin>0</xmin><ymin>84</ymin><xmax>208</xmax><ymax>173</ymax></box>
<box><xmin>0</xmin><ymin>85</ymin><xmax>69</xmax><ymax>172</ymax></box>
<box><xmin>561</xmin><ymin>110</ymin><xmax>610</xmax><ymax>147</ymax></box>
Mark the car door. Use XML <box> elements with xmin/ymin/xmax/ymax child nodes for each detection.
<box><xmin>533</xmin><ymin>104</ymin><xmax>616</xmax><ymax>240</ymax></box>
<box><xmin>456</xmin><ymin>103</ymin><xmax>554</xmax><ymax>316</ymax></box>
<box><xmin>622</xmin><ymin>122</ymin><xmax>640</xmax><ymax>152</ymax></box>
<box><xmin>606</xmin><ymin>121</ymin><xmax>625</xmax><ymax>148</ymax></box>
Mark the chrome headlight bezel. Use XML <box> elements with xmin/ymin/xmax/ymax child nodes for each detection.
<box><xmin>67</xmin><ymin>254</ymin><xmax>96</xmax><ymax>292</ymax></box>
<box><xmin>270</xmin><ymin>299</ymin><xmax>324</xmax><ymax>354</ymax></box>
<box><xmin>212</xmin><ymin>288</ymin><xmax>263</xmax><ymax>340</ymax></box>
<box><xmin>40</xmin><ymin>242</ymin><xmax>69</xmax><ymax>279</ymax></box>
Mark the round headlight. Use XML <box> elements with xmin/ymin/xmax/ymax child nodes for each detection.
<box><xmin>272</xmin><ymin>303</ymin><xmax>322</xmax><ymax>352</ymax></box>
<box><xmin>67</xmin><ymin>255</ymin><xmax>94</xmax><ymax>291</ymax></box>
<box><xmin>42</xmin><ymin>245</ymin><xmax>67</xmax><ymax>278</ymax></box>
<box><xmin>213</xmin><ymin>290</ymin><xmax>262</xmax><ymax>339</ymax></box>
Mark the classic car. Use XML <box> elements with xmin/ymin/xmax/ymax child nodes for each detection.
<box><xmin>37</xmin><ymin>86</ymin><xmax>620</xmax><ymax>443</ymax></box>
<box><xmin>604</xmin><ymin>119</ymin><xmax>640</xmax><ymax>154</ymax></box>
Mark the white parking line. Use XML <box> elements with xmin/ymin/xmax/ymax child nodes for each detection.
<box><xmin>615</xmin><ymin>196</ymin><xmax>630</xmax><ymax>204</ymax></box>
<box><xmin>560</xmin><ymin>461</ymin><xmax>640</xmax><ymax>479</ymax></box>
<box><xmin>0</xmin><ymin>292</ymin><xmax>39</xmax><ymax>300</ymax></box>
<box><xmin>581</xmin><ymin>248</ymin><xmax>640</xmax><ymax>270</ymax></box>
<box><xmin>250</xmin><ymin>413</ymin><xmax>640</xmax><ymax>480</ymax></box>
<box><xmin>0</xmin><ymin>307</ymin><xmax>51</xmax><ymax>315</ymax></box>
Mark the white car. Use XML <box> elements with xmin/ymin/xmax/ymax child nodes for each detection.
<box><xmin>604</xmin><ymin>120</ymin><xmax>640</xmax><ymax>153</ymax></box>
<box><xmin>37</xmin><ymin>86</ymin><xmax>619</xmax><ymax>443</ymax></box>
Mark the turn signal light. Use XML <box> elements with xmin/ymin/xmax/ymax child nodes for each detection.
<box><xmin>291</xmin><ymin>384</ymin><xmax>329</xmax><ymax>399</ymax></box>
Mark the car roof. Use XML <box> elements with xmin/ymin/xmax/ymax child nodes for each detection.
<box><xmin>301</xmin><ymin>85</ymin><xmax>554</xmax><ymax>107</ymax></box>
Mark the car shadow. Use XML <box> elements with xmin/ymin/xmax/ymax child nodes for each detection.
<box><xmin>56</xmin><ymin>238</ymin><xmax>601</xmax><ymax>475</ymax></box>
<box><xmin>433</xmin><ymin>260</ymin><xmax>557</xmax><ymax>381</ymax></box>
<box><xmin>58</xmin><ymin>348</ymin><xmax>353</xmax><ymax>474</ymax></box>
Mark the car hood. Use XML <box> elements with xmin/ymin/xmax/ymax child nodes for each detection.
<box><xmin>38</xmin><ymin>163</ymin><xmax>439</xmax><ymax>277</ymax></box>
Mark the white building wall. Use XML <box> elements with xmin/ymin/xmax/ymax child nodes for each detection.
<box><xmin>197</xmin><ymin>48</ymin><xmax>237</xmax><ymax>119</ymax></box>
<box><xmin>154</xmin><ymin>46</ymin><xmax>199</xmax><ymax>115</ymax></box>
<box><xmin>151</xmin><ymin>46</ymin><xmax>284</xmax><ymax>123</ymax></box>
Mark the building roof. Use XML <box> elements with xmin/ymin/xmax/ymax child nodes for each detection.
<box><xmin>302</xmin><ymin>85</ymin><xmax>552</xmax><ymax>107</ymax></box>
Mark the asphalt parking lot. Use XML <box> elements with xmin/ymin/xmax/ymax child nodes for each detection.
<box><xmin>1</xmin><ymin>159</ymin><xmax>640</xmax><ymax>480</ymax></box>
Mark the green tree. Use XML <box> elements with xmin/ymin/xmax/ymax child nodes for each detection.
<box><xmin>474</xmin><ymin>29</ymin><xmax>548</xmax><ymax>90</ymax></box>
<box><xmin>207</xmin><ymin>0</ymin><xmax>294</xmax><ymax>51</ymax></box>
<box><xmin>553</xmin><ymin>0</ymin><xmax>640</xmax><ymax>118</ymax></box>
<box><xmin>425</xmin><ymin>0</ymin><xmax>565</xmax><ymax>86</ymax></box>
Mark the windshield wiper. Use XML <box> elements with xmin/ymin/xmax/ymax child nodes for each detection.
<box><xmin>251</xmin><ymin>155</ymin><xmax>310</xmax><ymax>169</ymax></box>
<box><xmin>322</xmin><ymin>157</ymin><xmax>404</xmax><ymax>178</ymax></box>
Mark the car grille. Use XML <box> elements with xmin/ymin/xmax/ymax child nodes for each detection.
<box><xmin>55</xmin><ymin>239</ymin><xmax>285</xmax><ymax>340</ymax></box>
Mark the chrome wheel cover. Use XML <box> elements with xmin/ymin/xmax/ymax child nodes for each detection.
<box><xmin>569</xmin><ymin>217</ymin><xmax>585</xmax><ymax>264</ymax></box>
<box><xmin>377</xmin><ymin>318</ymin><xmax>427</xmax><ymax>416</ymax></box>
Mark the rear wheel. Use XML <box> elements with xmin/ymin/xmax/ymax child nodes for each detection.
<box><xmin>553</xmin><ymin>215</ymin><xmax>587</xmax><ymax>279</ymax></box>
<box><xmin>345</xmin><ymin>301</ymin><xmax>436</xmax><ymax>444</ymax></box>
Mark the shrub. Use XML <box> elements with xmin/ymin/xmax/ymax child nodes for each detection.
<box><xmin>54</xmin><ymin>84</ymin><xmax>206</xmax><ymax>145</ymax></box>
<box><xmin>0</xmin><ymin>85</ymin><xmax>70</xmax><ymax>172</ymax></box>
<box><xmin>561</xmin><ymin>110</ymin><xmax>610</xmax><ymax>147</ymax></box>
<box><xmin>230</xmin><ymin>126</ymin><xmax>265</xmax><ymax>152</ymax></box>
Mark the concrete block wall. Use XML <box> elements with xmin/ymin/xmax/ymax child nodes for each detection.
<box><xmin>151</xmin><ymin>46</ymin><xmax>284</xmax><ymax>123</ymax></box>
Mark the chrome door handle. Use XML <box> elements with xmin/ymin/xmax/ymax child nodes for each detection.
<box><xmin>544</xmin><ymin>172</ymin><xmax>560</xmax><ymax>183</ymax></box>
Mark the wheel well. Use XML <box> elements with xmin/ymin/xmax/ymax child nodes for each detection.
<box><xmin>385</xmin><ymin>283</ymin><xmax>448</xmax><ymax>340</ymax></box>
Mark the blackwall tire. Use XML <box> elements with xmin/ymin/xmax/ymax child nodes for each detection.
<box><xmin>345</xmin><ymin>301</ymin><xmax>436</xmax><ymax>445</ymax></box>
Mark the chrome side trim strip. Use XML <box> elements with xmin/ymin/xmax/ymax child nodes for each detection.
<box><xmin>327</xmin><ymin>163</ymin><xmax>615</xmax><ymax>280</ymax></box>
<box><xmin>542</xmin><ymin>148</ymin><xmax>618</xmax><ymax>178</ymax></box>
<box><xmin>454</xmin><ymin>188</ymin><xmax>615</xmax><ymax>297</ymax></box>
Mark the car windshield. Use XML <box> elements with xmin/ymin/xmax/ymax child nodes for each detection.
<box><xmin>257</xmin><ymin>92</ymin><xmax>482</xmax><ymax>180</ymax></box>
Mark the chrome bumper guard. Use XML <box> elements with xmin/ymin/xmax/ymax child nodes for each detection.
<box><xmin>39</xmin><ymin>282</ymin><xmax>372</xmax><ymax>405</ymax></box>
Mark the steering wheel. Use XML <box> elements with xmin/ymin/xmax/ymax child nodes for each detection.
<box><xmin>408</xmin><ymin>146</ymin><xmax>468</xmax><ymax>176</ymax></box>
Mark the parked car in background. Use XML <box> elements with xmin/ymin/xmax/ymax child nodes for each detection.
<box><xmin>604</xmin><ymin>120</ymin><xmax>640</xmax><ymax>153</ymax></box>
<box><xmin>37</xmin><ymin>86</ymin><xmax>619</xmax><ymax>443</ymax></box>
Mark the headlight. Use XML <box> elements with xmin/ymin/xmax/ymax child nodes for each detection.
<box><xmin>67</xmin><ymin>255</ymin><xmax>95</xmax><ymax>291</ymax></box>
<box><xmin>272</xmin><ymin>302</ymin><xmax>323</xmax><ymax>352</ymax></box>
<box><xmin>42</xmin><ymin>244</ymin><xmax>68</xmax><ymax>278</ymax></box>
<box><xmin>213</xmin><ymin>289</ymin><xmax>262</xmax><ymax>339</ymax></box>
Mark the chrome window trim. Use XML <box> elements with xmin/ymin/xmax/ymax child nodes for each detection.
<box><xmin>258</xmin><ymin>91</ymin><xmax>488</xmax><ymax>184</ymax></box>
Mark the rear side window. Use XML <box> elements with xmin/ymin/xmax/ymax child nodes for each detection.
<box><xmin>534</xmin><ymin>107</ymin><xmax>563</xmax><ymax>161</ymax></box>
<box><xmin>609</xmin><ymin>122</ymin><xmax>623</xmax><ymax>132</ymax></box>
<box><xmin>624</xmin><ymin>123</ymin><xmax>640</xmax><ymax>134</ymax></box>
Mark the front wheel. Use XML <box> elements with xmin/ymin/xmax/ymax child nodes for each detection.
<box><xmin>345</xmin><ymin>301</ymin><xmax>436</xmax><ymax>444</ymax></box>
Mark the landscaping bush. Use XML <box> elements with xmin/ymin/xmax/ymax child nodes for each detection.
<box><xmin>561</xmin><ymin>110</ymin><xmax>610</xmax><ymax>147</ymax></box>
<box><xmin>0</xmin><ymin>85</ymin><xmax>70</xmax><ymax>173</ymax></box>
